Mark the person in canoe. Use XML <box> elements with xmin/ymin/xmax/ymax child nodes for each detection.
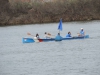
<box><xmin>33</xmin><ymin>33</ymin><xmax>40</xmax><ymax>42</ymax></box>
<box><xmin>66</xmin><ymin>31</ymin><xmax>71</xmax><ymax>37</ymax></box>
<box><xmin>34</xmin><ymin>33</ymin><xmax>40</xmax><ymax>39</ymax></box>
<box><xmin>44</xmin><ymin>32</ymin><xmax>52</xmax><ymax>39</ymax></box>
<box><xmin>55</xmin><ymin>33</ymin><xmax>62</xmax><ymax>41</ymax></box>
<box><xmin>78</xmin><ymin>28</ymin><xmax>85</xmax><ymax>36</ymax></box>
<box><xmin>36</xmin><ymin>33</ymin><xmax>40</xmax><ymax>39</ymax></box>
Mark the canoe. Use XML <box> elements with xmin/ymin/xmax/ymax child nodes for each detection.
<box><xmin>23</xmin><ymin>19</ymin><xmax>89</xmax><ymax>43</ymax></box>
<box><xmin>22</xmin><ymin>35</ymin><xmax>89</xmax><ymax>43</ymax></box>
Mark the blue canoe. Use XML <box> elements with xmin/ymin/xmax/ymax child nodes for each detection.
<box><xmin>22</xmin><ymin>35</ymin><xmax>89</xmax><ymax>43</ymax></box>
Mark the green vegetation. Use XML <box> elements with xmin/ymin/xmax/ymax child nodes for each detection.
<box><xmin>0</xmin><ymin>0</ymin><xmax>100</xmax><ymax>26</ymax></box>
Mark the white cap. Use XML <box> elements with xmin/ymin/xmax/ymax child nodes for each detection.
<box><xmin>81</xmin><ymin>28</ymin><xmax>83</xmax><ymax>30</ymax></box>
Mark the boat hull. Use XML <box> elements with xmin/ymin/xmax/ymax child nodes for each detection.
<box><xmin>22</xmin><ymin>38</ymin><xmax>35</xmax><ymax>43</ymax></box>
<box><xmin>62</xmin><ymin>35</ymin><xmax>89</xmax><ymax>40</ymax></box>
<box><xmin>22</xmin><ymin>35</ymin><xmax>89</xmax><ymax>43</ymax></box>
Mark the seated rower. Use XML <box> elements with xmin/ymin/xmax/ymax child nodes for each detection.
<box><xmin>66</xmin><ymin>31</ymin><xmax>71</xmax><ymax>37</ymax></box>
<box><xmin>33</xmin><ymin>33</ymin><xmax>40</xmax><ymax>42</ymax></box>
<box><xmin>44</xmin><ymin>32</ymin><xmax>52</xmax><ymax>39</ymax></box>
<box><xmin>36</xmin><ymin>33</ymin><xmax>40</xmax><ymax>39</ymax></box>
<box><xmin>55</xmin><ymin>33</ymin><xmax>62</xmax><ymax>41</ymax></box>
<box><xmin>34</xmin><ymin>33</ymin><xmax>40</xmax><ymax>39</ymax></box>
<box><xmin>78</xmin><ymin>28</ymin><xmax>85</xmax><ymax>36</ymax></box>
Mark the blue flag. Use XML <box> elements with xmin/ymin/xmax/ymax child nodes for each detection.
<box><xmin>58</xmin><ymin>19</ymin><xmax>62</xmax><ymax>31</ymax></box>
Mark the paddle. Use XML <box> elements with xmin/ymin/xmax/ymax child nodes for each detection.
<box><xmin>27</xmin><ymin>33</ymin><xmax>34</xmax><ymax>36</ymax></box>
<box><xmin>47</xmin><ymin>33</ymin><xmax>55</xmax><ymax>38</ymax></box>
<box><xmin>27</xmin><ymin>32</ymin><xmax>40</xmax><ymax>42</ymax></box>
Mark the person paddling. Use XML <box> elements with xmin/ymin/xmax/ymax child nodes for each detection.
<box><xmin>78</xmin><ymin>28</ymin><xmax>85</xmax><ymax>36</ymax></box>
<box><xmin>44</xmin><ymin>32</ymin><xmax>52</xmax><ymax>39</ymax></box>
<box><xmin>36</xmin><ymin>33</ymin><xmax>40</xmax><ymax>39</ymax></box>
<box><xmin>66</xmin><ymin>31</ymin><xmax>71</xmax><ymax>37</ymax></box>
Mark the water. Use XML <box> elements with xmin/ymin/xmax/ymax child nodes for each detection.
<box><xmin>0</xmin><ymin>20</ymin><xmax>100</xmax><ymax>75</ymax></box>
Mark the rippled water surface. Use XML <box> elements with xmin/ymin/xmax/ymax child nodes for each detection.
<box><xmin>0</xmin><ymin>20</ymin><xmax>100</xmax><ymax>75</ymax></box>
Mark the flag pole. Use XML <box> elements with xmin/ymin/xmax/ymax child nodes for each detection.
<box><xmin>58</xmin><ymin>18</ymin><xmax>62</xmax><ymax>35</ymax></box>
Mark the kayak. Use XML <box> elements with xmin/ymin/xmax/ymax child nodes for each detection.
<box><xmin>22</xmin><ymin>35</ymin><xmax>89</xmax><ymax>43</ymax></box>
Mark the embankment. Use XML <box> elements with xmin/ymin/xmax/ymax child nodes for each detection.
<box><xmin>0</xmin><ymin>0</ymin><xmax>100</xmax><ymax>26</ymax></box>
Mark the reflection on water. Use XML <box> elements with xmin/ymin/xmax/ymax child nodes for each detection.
<box><xmin>0</xmin><ymin>20</ymin><xmax>100</xmax><ymax>75</ymax></box>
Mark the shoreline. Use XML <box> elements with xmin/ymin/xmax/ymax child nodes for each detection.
<box><xmin>0</xmin><ymin>20</ymin><xmax>99</xmax><ymax>27</ymax></box>
<box><xmin>0</xmin><ymin>0</ymin><xmax>100</xmax><ymax>26</ymax></box>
